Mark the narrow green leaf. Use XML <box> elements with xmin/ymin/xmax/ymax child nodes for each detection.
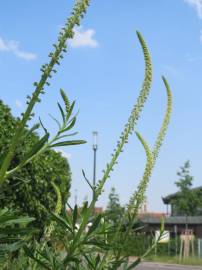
<box><xmin>57</xmin><ymin>132</ymin><xmax>78</xmax><ymax>140</ymax></box>
<box><xmin>66</xmin><ymin>100</ymin><xmax>75</xmax><ymax>121</ymax></box>
<box><xmin>60</xmin><ymin>88</ymin><xmax>70</xmax><ymax>113</ymax></box>
<box><xmin>80</xmin><ymin>201</ymin><xmax>88</xmax><ymax>216</ymax></box>
<box><xmin>0</xmin><ymin>216</ymin><xmax>35</xmax><ymax>225</ymax></box>
<box><xmin>50</xmin><ymin>140</ymin><xmax>86</xmax><ymax>148</ymax></box>
<box><xmin>57</xmin><ymin>102</ymin><xmax>65</xmax><ymax>123</ymax></box>
<box><xmin>0</xmin><ymin>153</ymin><xmax>7</xmax><ymax>168</ymax></box>
<box><xmin>61</xmin><ymin>117</ymin><xmax>76</xmax><ymax>133</ymax></box>
<box><xmin>49</xmin><ymin>114</ymin><xmax>61</xmax><ymax>129</ymax></box>
<box><xmin>50</xmin><ymin>212</ymin><xmax>73</xmax><ymax>233</ymax></box>
<box><xmin>86</xmin><ymin>215</ymin><xmax>102</xmax><ymax>237</ymax></box>
<box><xmin>24</xmin><ymin>246</ymin><xmax>52</xmax><ymax>270</ymax></box>
<box><xmin>82</xmin><ymin>253</ymin><xmax>94</xmax><ymax>268</ymax></box>
<box><xmin>39</xmin><ymin>117</ymin><xmax>48</xmax><ymax>134</ymax></box>
<box><xmin>82</xmin><ymin>169</ymin><xmax>93</xmax><ymax>190</ymax></box>
<box><xmin>160</xmin><ymin>218</ymin><xmax>165</xmax><ymax>233</ymax></box>
<box><xmin>73</xmin><ymin>204</ymin><xmax>78</xmax><ymax>230</ymax></box>
<box><xmin>126</xmin><ymin>257</ymin><xmax>141</xmax><ymax>270</ymax></box>
<box><xmin>95</xmin><ymin>254</ymin><xmax>101</xmax><ymax>267</ymax></box>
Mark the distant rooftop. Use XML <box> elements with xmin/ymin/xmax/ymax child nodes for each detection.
<box><xmin>138</xmin><ymin>212</ymin><xmax>167</xmax><ymax>219</ymax></box>
<box><xmin>139</xmin><ymin>216</ymin><xmax>202</xmax><ymax>225</ymax></box>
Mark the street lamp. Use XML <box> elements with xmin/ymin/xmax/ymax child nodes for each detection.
<box><xmin>92</xmin><ymin>131</ymin><xmax>98</xmax><ymax>199</ymax></box>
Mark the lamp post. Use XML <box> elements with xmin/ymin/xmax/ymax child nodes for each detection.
<box><xmin>92</xmin><ymin>131</ymin><xmax>98</xmax><ymax>199</ymax></box>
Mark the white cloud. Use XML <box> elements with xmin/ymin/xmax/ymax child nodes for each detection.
<box><xmin>14</xmin><ymin>50</ymin><xmax>37</xmax><ymax>61</ymax></box>
<box><xmin>0</xmin><ymin>37</ymin><xmax>37</xmax><ymax>60</ymax></box>
<box><xmin>69</xmin><ymin>27</ymin><xmax>98</xmax><ymax>48</ymax></box>
<box><xmin>184</xmin><ymin>0</ymin><xmax>202</xmax><ymax>18</ymax></box>
<box><xmin>55</xmin><ymin>149</ymin><xmax>71</xmax><ymax>160</ymax></box>
<box><xmin>15</xmin><ymin>99</ymin><xmax>23</xmax><ymax>108</ymax></box>
<box><xmin>0</xmin><ymin>38</ymin><xmax>9</xmax><ymax>51</ymax></box>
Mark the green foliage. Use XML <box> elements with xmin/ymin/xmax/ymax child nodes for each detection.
<box><xmin>106</xmin><ymin>187</ymin><xmax>124</xmax><ymax>224</ymax></box>
<box><xmin>0</xmin><ymin>0</ymin><xmax>173</xmax><ymax>268</ymax></box>
<box><xmin>0</xmin><ymin>0</ymin><xmax>89</xmax><ymax>184</ymax></box>
<box><xmin>172</xmin><ymin>161</ymin><xmax>200</xmax><ymax>216</ymax></box>
<box><xmin>0</xmin><ymin>208</ymin><xmax>35</xmax><ymax>268</ymax></box>
<box><xmin>117</xmin><ymin>233</ymin><xmax>151</xmax><ymax>257</ymax></box>
<box><xmin>0</xmin><ymin>100</ymin><xmax>71</xmax><ymax>231</ymax></box>
<box><xmin>19</xmin><ymin>29</ymin><xmax>172</xmax><ymax>268</ymax></box>
<box><xmin>19</xmin><ymin>29</ymin><xmax>172</xmax><ymax>269</ymax></box>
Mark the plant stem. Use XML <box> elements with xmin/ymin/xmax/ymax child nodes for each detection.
<box><xmin>0</xmin><ymin>0</ymin><xmax>90</xmax><ymax>185</ymax></box>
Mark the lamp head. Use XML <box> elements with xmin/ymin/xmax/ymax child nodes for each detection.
<box><xmin>93</xmin><ymin>131</ymin><xmax>98</xmax><ymax>150</ymax></box>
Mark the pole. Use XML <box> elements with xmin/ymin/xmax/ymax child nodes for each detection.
<box><xmin>92</xmin><ymin>131</ymin><xmax>98</xmax><ymax>200</ymax></box>
<box><xmin>93</xmin><ymin>147</ymin><xmax>97</xmax><ymax>188</ymax></box>
<box><xmin>174</xmin><ymin>225</ymin><xmax>178</xmax><ymax>256</ymax></box>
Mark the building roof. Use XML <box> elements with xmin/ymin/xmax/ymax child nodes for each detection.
<box><xmin>162</xmin><ymin>186</ymin><xmax>202</xmax><ymax>204</ymax></box>
<box><xmin>140</xmin><ymin>216</ymin><xmax>202</xmax><ymax>225</ymax></box>
<box><xmin>94</xmin><ymin>207</ymin><xmax>103</xmax><ymax>214</ymax></box>
<box><xmin>138</xmin><ymin>212</ymin><xmax>167</xmax><ymax>219</ymax></box>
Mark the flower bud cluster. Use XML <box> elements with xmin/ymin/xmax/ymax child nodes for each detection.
<box><xmin>96</xmin><ymin>32</ymin><xmax>152</xmax><ymax>195</ymax></box>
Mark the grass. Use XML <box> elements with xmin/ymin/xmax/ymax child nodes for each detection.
<box><xmin>146</xmin><ymin>255</ymin><xmax>202</xmax><ymax>266</ymax></box>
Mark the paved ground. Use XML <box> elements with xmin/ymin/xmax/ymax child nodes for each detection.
<box><xmin>134</xmin><ymin>262</ymin><xmax>202</xmax><ymax>270</ymax></box>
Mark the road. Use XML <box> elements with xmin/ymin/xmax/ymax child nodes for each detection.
<box><xmin>134</xmin><ymin>262</ymin><xmax>202</xmax><ymax>270</ymax></box>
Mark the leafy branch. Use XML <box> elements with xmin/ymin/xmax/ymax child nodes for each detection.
<box><xmin>6</xmin><ymin>89</ymin><xmax>86</xmax><ymax>178</ymax></box>
<box><xmin>0</xmin><ymin>0</ymin><xmax>90</xmax><ymax>185</ymax></box>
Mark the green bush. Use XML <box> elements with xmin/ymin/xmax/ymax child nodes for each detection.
<box><xmin>0</xmin><ymin>100</ymin><xmax>71</xmax><ymax>232</ymax></box>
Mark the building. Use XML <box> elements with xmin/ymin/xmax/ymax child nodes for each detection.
<box><xmin>139</xmin><ymin>215</ymin><xmax>202</xmax><ymax>238</ymax></box>
<box><xmin>138</xmin><ymin>187</ymin><xmax>202</xmax><ymax>238</ymax></box>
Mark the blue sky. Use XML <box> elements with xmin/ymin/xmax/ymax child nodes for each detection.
<box><xmin>0</xmin><ymin>0</ymin><xmax>202</xmax><ymax>212</ymax></box>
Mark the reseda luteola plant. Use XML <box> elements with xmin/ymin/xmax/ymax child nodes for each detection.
<box><xmin>0</xmin><ymin>0</ymin><xmax>172</xmax><ymax>269</ymax></box>
<box><xmin>23</xmin><ymin>33</ymin><xmax>172</xmax><ymax>269</ymax></box>
<box><xmin>0</xmin><ymin>0</ymin><xmax>90</xmax><ymax>184</ymax></box>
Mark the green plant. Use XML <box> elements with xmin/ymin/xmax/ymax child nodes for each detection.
<box><xmin>0</xmin><ymin>208</ymin><xmax>35</xmax><ymax>268</ymax></box>
<box><xmin>0</xmin><ymin>100</ymin><xmax>71</xmax><ymax>232</ymax></box>
<box><xmin>106</xmin><ymin>187</ymin><xmax>124</xmax><ymax>225</ymax></box>
<box><xmin>0</xmin><ymin>0</ymin><xmax>89</xmax><ymax>185</ymax></box>
<box><xmin>0</xmin><ymin>0</ymin><xmax>172</xmax><ymax>268</ymax></box>
<box><xmin>24</xmin><ymin>30</ymin><xmax>172</xmax><ymax>269</ymax></box>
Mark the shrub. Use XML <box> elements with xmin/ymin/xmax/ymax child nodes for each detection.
<box><xmin>0</xmin><ymin>100</ymin><xmax>71</xmax><ymax>232</ymax></box>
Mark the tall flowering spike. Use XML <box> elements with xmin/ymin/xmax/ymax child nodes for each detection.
<box><xmin>128</xmin><ymin>76</ymin><xmax>172</xmax><ymax>215</ymax></box>
<box><xmin>128</xmin><ymin>131</ymin><xmax>153</xmax><ymax>215</ymax></box>
<box><xmin>60</xmin><ymin>89</ymin><xmax>71</xmax><ymax>113</ymax></box>
<box><xmin>152</xmin><ymin>76</ymin><xmax>172</xmax><ymax>165</ymax></box>
<box><xmin>39</xmin><ymin>182</ymin><xmax>62</xmax><ymax>253</ymax></box>
<box><xmin>52</xmin><ymin>182</ymin><xmax>62</xmax><ymax>215</ymax></box>
<box><xmin>0</xmin><ymin>0</ymin><xmax>90</xmax><ymax>184</ymax></box>
<box><xmin>96</xmin><ymin>31</ymin><xmax>153</xmax><ymax>195</ymax></box>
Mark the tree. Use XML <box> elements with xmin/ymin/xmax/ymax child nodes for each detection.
<box><xmin>106</xmin><ymin>187</ymin><xmax>124</xmax><ymax>224</ymax></box>
<box><xmin>0</xmin><ymin>100</ymin><xmax>71</xmax><ymax>232</ymax></box>
<box><xmin>172</xmin><ymin>161</ymin><xmax>200</xmax><ymax>227</ymax></box>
